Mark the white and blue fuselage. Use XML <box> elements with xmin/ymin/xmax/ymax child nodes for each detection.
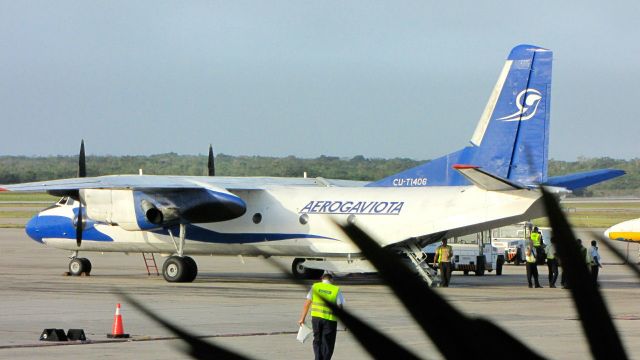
<box><xmin>26</xmin><ymin>183</ymin><xmax>544</xmax><ymax>258</ymax></box>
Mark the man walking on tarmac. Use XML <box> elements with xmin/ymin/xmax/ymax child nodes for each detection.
<box><xmin>525</xmin><ymin>246</ymin><xmax>543</xmax><ymax>288</ymax></box>
<box><xmin>433</xmin><ymin>239</ymin><xmax>453</xmax><ymax>287</ymax></box>
<box><xmin>299</xmin><ymin>273</ymin><xmax>345</xmax><ymax>360</ymax></box>
<box><xmin>589</xmin><ymin>240</ymin><xmax>603</xmax><ymax>286</ymax></box>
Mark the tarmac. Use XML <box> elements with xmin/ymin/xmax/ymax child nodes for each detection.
<box><xmin>0</xmin><ymin>227</ymin><xmax>638</xmax><ymax>359</ymax></box>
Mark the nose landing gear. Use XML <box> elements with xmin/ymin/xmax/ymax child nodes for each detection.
<box><xmin>68</xmin><ymin>257</ymin><xmax>92</xmax><ymax>276</ymax></box>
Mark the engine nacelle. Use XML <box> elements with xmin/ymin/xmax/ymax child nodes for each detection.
<box><xmin>81</xmin><ymin>187</ymin><xmax>246</xmax><ymax>231</ymax></box>
<box><xmin>140</xmin><ymin>199</ymin><xmax>179</xmax><ymax>225</ymax></box>
<box><xmin>83</xmin><ymin>189</ymin><xmax>169</xmax><ymax>230</ymax></box>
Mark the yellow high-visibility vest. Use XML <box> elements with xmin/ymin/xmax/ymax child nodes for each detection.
<box><xmin>531</xmin><ymin>232</ymin><xmax>541</xmax><ymax>247</ymax></box>
<box><xmin>436</xmin><ymin>245</ymin><xmax>453</xmax><ymax>263</ymax></box>
<box><xmin>311</xmin><ymin>282</ymin><xmax>340</xmax><ymax>322</ymax></box>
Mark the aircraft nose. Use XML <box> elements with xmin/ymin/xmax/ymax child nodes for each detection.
<box><xmin>25</xmin><ymin>215</ymin><xmax>43</xmax><ymax>243</ymax></box>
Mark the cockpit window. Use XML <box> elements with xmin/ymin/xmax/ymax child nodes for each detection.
<box><xmin>54</xmin><ymin>197</ymin><xmax>75</xmax><ymax>207</ymax></box>
<box><xmin>43</xmin><ymin>196</ymin><xmax>68</xmax><ymax>211</ymax></box>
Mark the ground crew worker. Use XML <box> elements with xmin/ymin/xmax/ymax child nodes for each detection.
<box><xmin>546</xmin><ymin>239</ymin><xmax>559</xmax><ymax>288</ymax></box>
<box><xmin>433</xmin><ymin>238</ymin><xmax>453</xmax><ymax>287</ymax></box>
<box><xmin>590</xmin><ymin>240</ymin><xmax>603</xmax><ymax>286</ymax></box>
<box><xmin>525</xmin><ymin>246</ymin><xmax>542</xmax><ymax>288</ymax></box>
<box><xmin>298</xmin><ymin>273</ymin><xmax>345</xmax><ymax>360</ymax></box>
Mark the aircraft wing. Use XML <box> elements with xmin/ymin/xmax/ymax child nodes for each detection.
<box><xmin>0</xmin><ymin>175</ymin><xmax>370</xmax><ymax>228</ymax></box>
<box><xmin>0</xmin><ymin>175</ymin><xmax>368</xmax><ymax>193</ymax></box>
<box><xmin>0</xmin><ymin>175</ymin><xmax>199</xmax><ymax>192</ymax></box>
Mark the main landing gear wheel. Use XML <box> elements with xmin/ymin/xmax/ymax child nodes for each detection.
<box><xmin>291</xmin><ymin>258</ymin><xmax>324</xmax><ymax>280</ymax></box>
<box><xmin>69</xmin><ymin>258</ymin><xmax>92</xmax><ymax>276</ymax></box>
<box><xmin>496</xmin><ymin>255</ymin><xmax>504</xmax><ymax>276</ymax></box>
<box><xmin>162</xmin><ymin>256</ymin><xmax>198</xmax><ymax>283</ymax></box>
<box><xmin>182</xmin><ymin>256</ymin><xmax>198</xmax><ymax>283</ymax></box>
<box><xmin>475</xmin><ymin>255</ymin><xmax>486</xmax><ymax>276</ymax></box>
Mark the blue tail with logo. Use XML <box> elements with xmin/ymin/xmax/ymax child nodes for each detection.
<box><xmin>368</xmin><ymin>44</ymin><xmax>552</xmax><ymax>187</ymax></box>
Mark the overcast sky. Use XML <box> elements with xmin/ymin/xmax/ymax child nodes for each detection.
<box><xmin>1</xmin><ymin>1</ymin><xmax>639</xmax><ymax>160</ymax></box>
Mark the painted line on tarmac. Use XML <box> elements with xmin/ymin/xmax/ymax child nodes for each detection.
<box><xmin>0</xmin><ymin>329</ymin><xmax>347</xmax><ymax>349</ymax></box>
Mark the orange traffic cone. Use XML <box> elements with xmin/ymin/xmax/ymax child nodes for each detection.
<box><xmin>107</xmin><ymin>303</ymin><xmax>130</xmax><ymax>338</ymax></box>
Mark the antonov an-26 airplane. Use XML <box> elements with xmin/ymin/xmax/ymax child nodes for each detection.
<box><xmin>1</xmin><ymin>45</ymin><xmax>624</xmax><ymax>283</ymax></box>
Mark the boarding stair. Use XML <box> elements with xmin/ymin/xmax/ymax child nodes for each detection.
<box><xmin>142</xmin><ymin>253</ymin><xmax>159</xmax><ymax>276</ymax></box>
<box><xmin>402</xmin><ymin>242</ymin><xmax>440</xmax><ymax>287</ymax></box>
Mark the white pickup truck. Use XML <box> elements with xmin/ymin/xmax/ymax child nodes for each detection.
<box><xmin>425</xmin><ymin>230</ymin><xmax>504</xmax><ymax>276</ymax></box>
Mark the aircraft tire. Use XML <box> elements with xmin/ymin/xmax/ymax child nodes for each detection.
<box><xmin>496</xmin><ymin>255</ymin><xmax>504</xmax><ymax>276</ymax></box>
<box><xmin>69</xmin><ymin>258</ymin><xmax>87</xmax><ymax>276</ymax></box>
<box><xmin>80</xmin><ymin>258</ymin><xmax>92</xmax><ymax>274</ymax></box>
<box><xmin>182</xmin><ymin>256</ymin><xmax>198</xmax><ymax>282</ymax></box>
<box><xmin>163</xmin><ymin>256</ymin><xmax>188</xmax><ymax>282</ymax></box>
<box><xmin>475</xmin><ymin>256</ymin><xmax>486</xmax><ymax>276</ymax></box>
<box><xmin>307</xmin><ymin>269</ymin><xmax>324</xmax><ymax>280</ymax></box>
<box><xmin>292</xmin><ymin>258</ymin><xmax>308</xmax><ymax>279</ymax></box>
<box><xmin>292</xmin><ymin>258</ymin><xmax>324</xmax><ymax>279</ymax></box>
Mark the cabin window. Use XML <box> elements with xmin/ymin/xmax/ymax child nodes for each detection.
<box><xmin>252</xmin><ymin>213</ymin><xmax>262</xmax><ymax>224</ymax></box>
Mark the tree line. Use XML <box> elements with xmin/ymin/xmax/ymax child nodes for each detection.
<box><xmin>1</xmin><ymin>154</ymin><xmax>638</xmax><ymax>196</ymax></box>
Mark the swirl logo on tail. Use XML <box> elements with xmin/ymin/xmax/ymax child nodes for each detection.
<box><xmin>497</xmin><ymin>89</ymin><xmax>543</xmax><ymax>122</ymax></box>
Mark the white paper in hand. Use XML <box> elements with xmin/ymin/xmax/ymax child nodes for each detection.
<box><xmin>297</xmin><ymin>323</ymin><xmax>313</xmax><ymax>343</ymax></box>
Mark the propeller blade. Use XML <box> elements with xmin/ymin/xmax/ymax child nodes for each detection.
<box><xmin>76</xmin><ymin>200</ymin><xmax>83</xmax><ymax>247</ymax></box>
<box><xmin>207</xmin><ymin>144</ymin><xmax>215</xmax><ymax>176</ymax></box>
<box><xmin>78</xmin><ymin>140</ymin><xmax>86</xmax><ymax>178</ymax></box>
<box><xmin>77</xmin><ymin>140</ymin><xmax>86</xmax><ymax>246</ymax></box>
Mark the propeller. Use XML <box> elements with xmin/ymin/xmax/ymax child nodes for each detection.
<box><xmin>207</xmin><ymin>144</ymin><xmax>215</xmax><ymax>176</ymax></box>
<box><xmin>78</xmin><ymin>139</ymin><xmax>86</xmax><ymax>178</ymax></box>
<box><xmin>76</xmin><ymin>140</ymin><xmax>86</xmax><ymax>246</ymax></box>
<box><xmin>76</xmin><ymin>201</ymin><xmax>83</xmax><ymax>247</ymax></box>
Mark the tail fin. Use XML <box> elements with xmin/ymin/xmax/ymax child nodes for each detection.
<box><xmin>368</xmin><ymin>44</ymin><xmax>552</xmax><ymax>187</ymax></box>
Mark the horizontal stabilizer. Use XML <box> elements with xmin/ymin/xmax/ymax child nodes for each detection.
<box><xmin>544</xmin><ymin>169</ymin><xmax>625</xmax><ymax>191</ymax></box>
<box><xmin>453</xmin><ymin>165</ymin><xmax>525</xmax><ymax>191</ymax></box>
